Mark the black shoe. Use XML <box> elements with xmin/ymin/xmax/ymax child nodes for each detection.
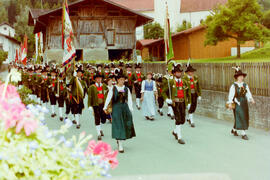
<box><xmin>191</xmin><ymin>123</ymin><xmax>195</xmax><ymax>128</ymax></box>
<box><xmin>76</xmin><ymin>124</ymin><xmax>81</xmax><ymax>129</ymax></box>
<box><xmin>72</xmin><ymin>120</ymin><xmax>77</xmax><ymax>124</ymax></box>
<box><xmin>145</xmin><ymin>116</ymin><xmax>150</xmax><ymax>120</ymax></box>
<box><xmin>167</xmin><ymin>113</ymin><xmax>171</xmax><ymax>117</ymax></box>
<box><xmin>100</xmin><ymin>130</ymin><xmax>104</xmax><ymax>137</ymax></box>
<box><xmin>231</xmin><ymin>129</ymin><xmax>238</xmax><ymax>136</ymax></box>
<box><xmin>172</xmin><ymin>131</ymin><xmax>178</xmax><ymax>140</ymax></box>
<box><xmin>242</xmin><ymin>135</ymin><xmax>249</xmax><ymax>140</ymax></box>
<box><xmin>138</xmin><ymin>107</ymin><xmax>141</xmax><ymax>110</ymax></box>
<box><xmin>60</xmin><ymin>117</ymin><xmax>63</xmax><ymax>121</ymax></box>
<box><xmin>119</xmin><ymin>149</ymin><xmax>124</xmax><ymax>153</ymax></box>
<box><xmin>160</xmin><ymin>112</ymin><xmax>163</xmax><ymax>116</ymax></box>
<box><xmin>178</xmin><ymin>139</ymin><xmax>186</xmax><ymax>144</ymax></box>
<box><xmin>97</xmin><ymin>135</ymin><xmax>102</xmax><ymax>141</ymax></box>
<box><xmin>158</xmin><ymin>110</ymin><xmax>160</xmax><ymax>114</ymax></box>
<box><xmin>51</xmin><ymin>113</ymin><xmax>56</xmax><ymax>117</ymax></box>
<box><xmin>171</xmin><ymin>116</ymin><xmax>175</xmax><ymax>120</ymax></box>
<box><xmin>187</xmin><ymin>119</ymin><xmax>191</xmax><ymax>124</ymax></box>
<box><xmin>149</xmin><ymin>117</ymin><xmax>155</xmax><ymax>121</ymax></box>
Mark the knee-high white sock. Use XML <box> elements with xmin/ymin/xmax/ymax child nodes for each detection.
<box><xmin>75</xmin><ymin>114</ymin><xmax>80</xmax><ymax>125</ymax></box>
<box><xmin>51</xmin><ymin>105</ymin><xmax>55</xmax><ymax>114</ymax></box>
<box><xmin>136</xmin><ymin>98</ymin><xmax>140</xmax><ymax>107</ymax></box>
<box><xmin>241</xmin><ymin>130</ymin><xmax>246</xmax><ymax>136</ymax></box>
<box><xmin>159</xmin><ymin>108</ymin><xmax>163</xmax><ymax>112</ymax></box>
<box><xmin>189</xmin><ymin>114</ymin><xmax>194</xmax><ymax>123</ymax></box>
<box><xmin>175</xmin><ymin>125</ymin><xmax>182</xmax><ymax>140</ymax></box>
<box><xmin>118</xmin><ymin>140</ymin><xmax>124</xmax><ymax>151</ymax></box>
<box><xmin>96</xmin><ymin>125</ymin><xmax>101</xmax><ymax>136</ymax></box>
<box><xmin>59</xmin><ymin>107</ymin><xmax>63</xmax><ymax>117</ymax></box>
<box><xmin>168</xmin><ymin>106</ymin><xmax>174</xmax><ymax>116</ymax></box>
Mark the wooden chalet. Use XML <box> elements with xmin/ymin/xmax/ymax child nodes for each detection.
<box><xmin>28</xmin><ymin>0</ymin><xmax>153</xmax><ymax>62</ymax></box>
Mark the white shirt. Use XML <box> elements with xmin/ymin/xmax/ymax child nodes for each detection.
<box><xmin>141</xmin><ymin>80</ymin><xmax>157</xmax><ymax>93</ymax></box>
<box><xmin>95</xmin><ymin>82</ymin><xmax>102</xmax><ymax>87</ymax></box>
<box><xmin>174</xmin><ymin>77</ymin><xmax>182</xmax><ymax>83</ymax></box>
<box><xmin>104</xmin><ymin>85</ymin><xmax>133</xmax><ymax>112</ymax></box>
<box><xmin>228</xmin><ymin>82</ymin><xmax>253</xmax><ymax>104</ymax></box>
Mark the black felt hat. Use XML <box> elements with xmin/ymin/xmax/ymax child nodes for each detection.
<box><xmin>115</xmin><ymin>69</ymin><xmax>125</xmax><ymax>79</ymax></box>
<box><xmin>110</xmin><ymin>62</ymin><xmax>116</xmax><ymax>68</ymax></box>
<box><xmin>126</xmin><ymin>63</ymin><xmax>132</xmax><ymax>68</ymax></box>
<box><xmin>173</xmin><ymin>63</ymin><xmax>183</xmax><ymax>73</ymax></box>
<box><xmin>119</xmin><ymin>61</ymin><xmax>125</xmax><ymax>67</ymax></box>
<box><xmin>104</xmin><ymin>63</ymin><xmax>110</xmax><ymax>69</ymax></box>
<box><xmin>94</xmin><ymin>73</ymin><xmax>104</xmax><ymax>79</ymax></box>
<box><xmin>185</xmin><ymin>64</ymin><xmax>196</xmax><ymax>72</ymax></box>
<box><xmin>135</xmin><ymin>63</ymin><xmax>142</xmax><ymax>69</ymax></box>
<box><xmin>233</xmin><ymin>67</ymin><xmax>247</xmax><ymax>79</ymax></box>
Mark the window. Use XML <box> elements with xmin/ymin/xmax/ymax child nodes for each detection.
<box><xmin>107</xmin><ymin>29</ymin><xmax>115</xmax><ymax>46</ymax></box>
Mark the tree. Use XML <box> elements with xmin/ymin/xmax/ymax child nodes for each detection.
<box><xmin>258</xmin><ymin>0</ymin><xmax>270</xmax><ymax>11</ymax></box>
<box><xmin>8</xmin><ymin>0</ymin><xmax>17</xmax><ymax>24</ymax></box>
<box><xmin>144</xmin><ymin>22</ymin><xmax>164</xmax><ymax>39</ymax></box>
<box><xmin>262</xmin><ymin>10</ymin><xmax>270</xmax><ymax>28</ymax></box>
<box><xmin>14</xmin><ymin>6</ymin><xmax>35</xmax><ymax>58</ymax></box>
<box><xmin>0</xmin><ymin>2</ymin><xmax>8</xmax><ymax>23</ymax></box>
<box><xmin>204</xmin><ymin>0</ymin><xmax>270</xmax><ymax>58</ymax></box>
<box><xmin>176</xmin><ymin>20</ymin><xmax>192</xmax><ymax>32</ymax></box>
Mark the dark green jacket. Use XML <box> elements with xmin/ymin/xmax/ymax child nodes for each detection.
<box><xmin>182</xmin><ymin>74</ymin><xmax>202</xmax><ymax>96</ymax></box>
<box><xmin>88</xmin><ymin>83</ymin><xmax>108</xmax><ymax>107</ymax></box>
<box><xmin>162</xmin><ymin>78</ymin><xmax>191</xmax><ymax>107</ymax></box>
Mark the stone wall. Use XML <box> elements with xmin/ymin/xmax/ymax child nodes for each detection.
<box><xmin>197</xmin><ymin>89</ymin><xmax>270</xmax><ymax>130</ymax></box>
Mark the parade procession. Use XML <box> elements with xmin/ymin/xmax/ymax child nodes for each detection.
<box><xmin>0</xmin><ymin>0</ymin><xmax>270</xmax><ymax>179</ymax></box>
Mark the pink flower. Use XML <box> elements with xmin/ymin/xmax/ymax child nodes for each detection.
<box><xmin>84</xmin><ymin>140</ymin><xmax>119</xmax><ymax>169</ymax></box>
<box><xmin>16</xmin><ymin>119</ymin><xmax>38</xmax><ymax>136</ymax></box>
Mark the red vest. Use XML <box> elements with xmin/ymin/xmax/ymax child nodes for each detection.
<box><xmin>95</xmin><ymin>84</ymin><xmax>104</xmax><ymax>99</ymax></box>
<box><xmin>190</xmin><ymin>78</ymin><xmax>195</xmax><ymax>89</ymax></box>
<box><xmin>136</xmin><ymin>73</ymin><xmax>142</xmax><ymax>82</ymax></box>
<box><xmin>176</xmin><ymin>80</ymin><xmax>184</xmax><ymax>98</ymax></box>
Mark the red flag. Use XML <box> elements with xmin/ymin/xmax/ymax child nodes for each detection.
<box><xmin>21</xmin><ymin>35</ymin><xmax>28</xmax><ymax>65</ymax></box>
<box><xmin>15</xmin><ymin>49</ymin><xmax>18</xmax><ymax>63</ymax></box>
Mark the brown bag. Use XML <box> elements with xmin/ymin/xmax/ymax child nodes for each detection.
<box><xmin>225</xmin><ymin>102</ymin><xmax>236</xmax><ymax>109</ymax></box>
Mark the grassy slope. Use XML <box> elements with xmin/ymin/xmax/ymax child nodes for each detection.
<box><xmin>163</xmin><ymin>42</ymin><xmax>270</xmax><ymax>64</ymax></box>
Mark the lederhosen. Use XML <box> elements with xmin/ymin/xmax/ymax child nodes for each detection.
<box><xmin>41</xmin><ymin>77</ymin><xmax>49</xmax><ymax>103</ymax></box>
<box><xmin>134</xmin><ymin>72</ymin><xmax>142</xmax><ymax>99</ymax></box>
<box><xmin>125</xmin><ymin>71</ymin><xmax>133</xmax><ymax>93</ymax></box>
<box><xmin>49</xmin><ymin>79</ymin><xmax>57</xmax><ymax>105</ymax></box>
<box><xmin>188</xmin><ymin>77</ymin><xmax>198</xmax><ymax>114</ymax></box>
<box><xmin>58</xmin><ymin>81</ymin><xmax>65</xmax><ymax>108</ymax></box>
<box><xmin>173</xmin><ymin>80</ymin><xmax>186</xmax><ymax>125</ymax></box>
<box><xmin>157</xmin><ymin>82</ymin><xmax>164</xmax><ymax>109</ymax></box>
<box><xmin>93</xmin><ymin>84</ymin><xmax>107</xmax><ymax>125</ymax></box>
<box><xmin>65</xmin><ymin>85</ymin><xmax>72</xmax><ymax>115</ymax></box>
<box><xmin>71</xmin><ymin>80</ymin><xmax>85</xmax><ymax>115</ymax></box>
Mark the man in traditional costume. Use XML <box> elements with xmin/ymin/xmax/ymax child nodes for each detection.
<box><xmin>88</xmin><ymin>73</ymin><xmax>108</xmax><ymax>140</ymax></box>
<box><xmin>162</xmin><ymin>64</ymin><xmax>191</xmax><ymax>144</ymax></box>
<box><xmin>183</xmin><ymin>64</ymin><xmax>202</xmax><ymax>128</ymax></box>
<box><xmin>132</xmin><ymin>63</ymin><xmax>145</xmax><ymax>110</ymax></box>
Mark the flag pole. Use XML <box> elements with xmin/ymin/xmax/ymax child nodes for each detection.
<box><xmin>165</xmin><ymin>2</ymin><xmax>172</xmax><ymax>100</ymax></box>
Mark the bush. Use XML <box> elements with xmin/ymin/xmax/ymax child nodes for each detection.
<box><xmin>17</xmin><ymin>85</ymin><xmax>38</xmax><ymax>105</ymax></box>
<box><xmin>0</xmin><ymin>50</ymin><xmax>8</xmax><ymax>67</ymax></box>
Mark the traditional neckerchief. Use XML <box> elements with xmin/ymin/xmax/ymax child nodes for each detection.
<box><xmin>175</xmin><ymin>78</ymin><xmax>184</xmax><ymax>98</ymax></box>
<box><xmin>95</xmin><ymin>83</ymin><xmax>104</xmax><ymax>99</ymax></box>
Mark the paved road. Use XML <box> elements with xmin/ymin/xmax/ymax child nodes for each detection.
<box><xmin>43</xmin><ymin>97</ymin><xmax>270</xmax><ymax>180</ymax></box>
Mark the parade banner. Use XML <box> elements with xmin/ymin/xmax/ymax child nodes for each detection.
<box><xmin>21</xmin><ymin>35</ymin><xmax>27</xmax><ymax>65</ymax></box>
<box><xmin>35</xmin><ymin>32</ymin><xmax>44</xmax><ymax>63</ymax></box>
<box><xmin>15</xmin><ymin>49</ymin><xmax>18</xmax><ymax>63</ymax></box>
<box><xmin>62</xmin><ymin>0</ymin><xmax>76</xmax><ymax>68</ymax></box>
<box><xmin>164</xmin><ymin>3</ymin><xmax>174</xmax><ymax>64</ymax></box>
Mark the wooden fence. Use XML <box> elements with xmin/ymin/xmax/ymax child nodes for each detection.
<box><xmin>140</xmin><ymin>62</ymin><xmax>270</xmax><ymax>97</ymax></box>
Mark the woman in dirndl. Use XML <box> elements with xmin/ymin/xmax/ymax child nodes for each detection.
<box><xmin>227</xmin><ymin>67</ymin><xmax>255</xmax><ymax>140</ymax></box>
<box><xmin>103</xmin><ymin>69</ymin><xmax>136</xmax><ymax>153</ymax></box>
<box><xmin>141</xmin><ymin>72</ymin><xmax>158</xmax><ymax>120</ymax></box>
